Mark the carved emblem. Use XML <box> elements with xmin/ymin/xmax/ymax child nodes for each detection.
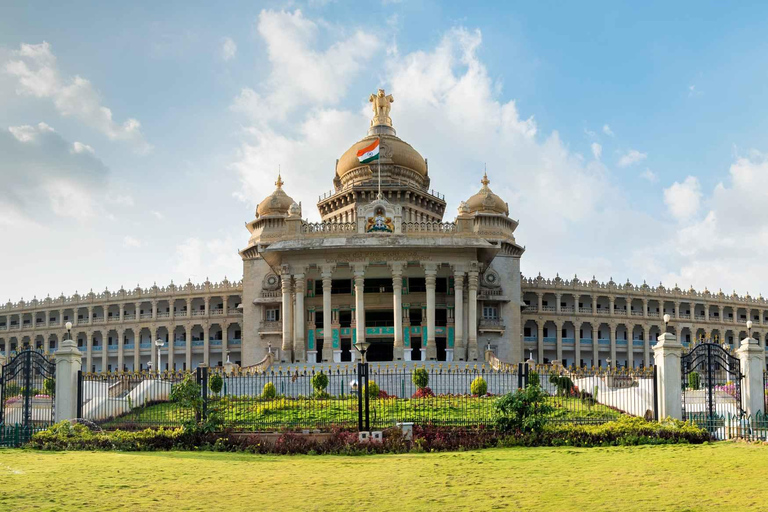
<box><xmin>366</xmin><ymin>206</ymin><xmax>394</xmax><ymax>233</ymax></box>
<box><xmin>263</xmin><ymin>273</ymin><xmax>279</xmax><ymax>291</ymax></box>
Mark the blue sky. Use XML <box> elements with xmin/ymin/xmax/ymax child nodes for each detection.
<box><xmin>2</xmin><ymin>1</ymin><xmax>768</xmax><ymax>301</ymax></box>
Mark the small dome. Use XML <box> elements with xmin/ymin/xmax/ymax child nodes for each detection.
<box><xmin>465</xmin><ymin>173</ymin><xmax>508</xmax><ymax>215</ymax></box>
<box><xmin>257</xmin><ymin>174</ymin><xmax>295</xmax><ymax>217</ymax></box>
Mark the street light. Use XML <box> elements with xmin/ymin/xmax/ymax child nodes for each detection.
<box><xmin>354</xmin><ymin>339</ymin><xmax>371</xmax><ymax>363</ymax></box>
<box><xmin>65</xmin><ymin>321</ymin><xmax>73</xmax><ymax>341</ymax></box>
<box><xmin>155</xmin><ymin>339</ymin><xmax>165</xmax><ymax>372</ymax></box>
<box><xmin>747</xmin><ymin>320</ymin><xmax>753</xmax><ymax>339</ymax></box>
<box><xmin>663</xmin><ymin>314</ymin><xmax>671</xmax><ymax>333</ymax></box>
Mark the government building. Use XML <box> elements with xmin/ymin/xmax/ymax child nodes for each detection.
<box><xmin>1</xmin><ymin>89</ymin><xmax>765</xmax><ymax>371</ymax></box>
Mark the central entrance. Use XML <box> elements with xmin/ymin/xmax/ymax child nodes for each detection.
<box><xmin>366</xmin><ymin>339</ymin><xmax>394</xmax><ymax>361</ymax></box>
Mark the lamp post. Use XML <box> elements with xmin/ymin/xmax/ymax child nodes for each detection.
<box><xmin>65</xmin><ymin>321</ymin><xmax>73</xmax><ymax>342</ymax></box>
<box><xmin>353</xmin><ymin>339</ymin><xmax>371</xmax><ymax>432</ymax></box>
<box><xmin>747</xmin><ymin>320</ymin><xmax>753</xmax><ymax>339</ymax></box>
<box><xmin>155</xmin><ymin>339</ymin><xmax>165</xmax><ymax>373</ymax></box>
<box><xmin>663</xmin><ymin>313</ymin><xmax>671</xmax><ymax>333</ymax></box>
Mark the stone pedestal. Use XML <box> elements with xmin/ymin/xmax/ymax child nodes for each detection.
<box><xmin>445</xmin><ymin>348</ymin><xmax>454</xmax><ymax>362</ymax></box>
<box><xmin>403</xmin><ymin>348</ymin><xmax>412</xmax><ymax>361</ymax></box>
<box><xmin>306</xmin><ymin>351</ymin><xmax>317</xmax><ymax>364</ymax></box>
<box><xmin>55</xmin><ymin>336</ymin><xmax>82</xmax><ymax>422</ymax></box>
<box><xmin>653</xmin><ymin>332</ymin><xmax>683</xmax><ymax>420</ymax></box>
<box><xmin>419</xmin><ymin>348</ymin><xmax>426</xmax><ymax>361</ymax></box>
<box><xmin>333</xmin><ymin>350</ymin><xmax>341</xmax><ymax>363</ymax></box>
<box><xmin>736</xmin><ymin>337</ymin><xmax>765</xmax><ymax>417</ymax></box>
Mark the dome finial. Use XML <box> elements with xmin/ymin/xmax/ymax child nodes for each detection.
<box><xmin>481</xmin><ymin>170</ymin><xmax>490</xmax><ymax>188</ymax></box>
<box><xmin>275</xmin><ymin>167</ymin><xmax>284</xmax><ymax>189</ymax></box>
<box><xmin>369</xmin><ymin>88</ymin><xmax>394</xmax><ymax>128</ymax></box>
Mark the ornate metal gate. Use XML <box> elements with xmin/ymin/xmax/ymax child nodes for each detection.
<box><xmin>0</xmin><ymin>350</ymin><xmax>56</xmax><ymax>446</ymax></box>
<box><xmin>681</xmin><ymin>343</ymin><xmax>743</xmax><ymax>433</ymax></box>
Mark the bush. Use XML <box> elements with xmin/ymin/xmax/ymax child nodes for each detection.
<box><xmin>169</xmin><ymin>374</ymin><xmax>202</xmax><ymax>411</ymax></box>
<box><xmin>549</xmin><ymin>374</ymin><xmax>575</xmax><ymax>396</ymax></box>
<box><xmin>312</xmin><ymin>372</ymin><xmax>329</xmax><ymax>393</ymax></box>
<box><xmin>365</xmin><ymin>380</ymin><xmax>380</xmax><ymax>399</ymax></box>
<box><xmin>209</xmin><ymin>374</ymin><xmax>224</xmax><ymax>395</ymax></box>
<box><xmin>412</xmin><ymin>368</ymin><xmax>429</xmax><ymax>389</ymax></box>
<box><xmin>262</xmin><ymin>382</ymin><xmax>277</xmax><ymax>399</ymax></box>
<box><xmin>411</xmin><ymin>386</ymin><xmax>434</xmax><ymax>399</ymax></box>
<box><xmin>43</xmin><ymin>377</ymin><xmax>55</xmax><ymax>396</ymax></box>
<box><xmin>470</xmin><ymin>376</ymin><xmax>488</xmax><ymax>396</ymax></box>
<box><xmin>494</xmin><ymin>384</ymin><xmax>554</xmax><ymax>434</ymax></box>
<box><xmin>4</xmin><ymin>383</ymin><xmax>21</xmax><ymax>397</ymax></box>
<box><xmin>527</xmin><ymin>370</ymin><xmax>540</xmax><ymax>389</ymax></box>
<box><xmin>687</xmin><ymin>371</ymin><xmax>700</xmax><ymax>391</ymax></box>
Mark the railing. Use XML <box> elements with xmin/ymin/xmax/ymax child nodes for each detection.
<box><xmin>123</xmin><ymin>314</ymin><xmax>135</xmax><ymax>320</ymax></box>
<box><xmin>541</xmin><ymin>306</ymin><xmax>556</xmax><ymax>312</ymax></box>
<box><xmin>156</xmin><ymin>312</ymin><xmax>170</xmax><ymax>318</ymax></box>
<box><xmin>560</xmin><ymin>306</ymin><xmax>575</xmax><ymax>313</ymax></box>
<box><xmin>123</xmin><ymin>343</ymin><xmax>135</xmax><ymax>350</ymax></box>
<box><xmin>210</xmin><ymin>309</ymin><xmax>224</xmax><ymax>316</ymax></box>
<box><xmin>578</xmin><ymin>307</ymin><xmax>593</xmax><ymax>314</ymax></box>
<box><xmin>479</xmin><ymin>319</ymin><xmax>505</xmax><ymax>329</ymax></box>
<box><xmin>229</xmin><ymin>339</ymin><xmax>242</xmax><ymax>345</ymax></box>
<box><xmin>228</xmin><ymin>308</ymin><xmax>241</xmax><ymax>315</ymax></box>
<box><xmin>173</xmin><ymin>340</ymin><xmax>186</xmax><ymax>348</ymax></box>
<box><xmin>259</xmin><ymin>321</ymin><xmax>282</xmax><ymax>332</ymax></box>
<box><xmin>401</xmin><ymin>222</ymin><xmax>456</xmax><ymax>233</ymax></box>
<box><xmin>175</xmin><ymin>311</ymin><xmax>188</xmax><ymax>317</ymax></box>
<box><xmin>92</xmin><ymin>346</ymin><xmax>102</xmax><ymax>352</ymax></box>
<box><xmin>523</xmin><ymin>336</ymin><xmax>538</xmax><ymax>342</ymax></box>
<box><xmin>108</xmin><ymin>345</ymin><xmax>118</xmax><ymax>351</ymax></box>
<box><xmin>192</xmin><ymin>310</ymin><xmax>207</xmax><ymax>317</ymax></box>
<box><xmin>301</xmin><ymin>222</ymin><xmax>356</xmax><ymax>234</ymax></box>
<box><xmin>92</xmin><ymin>317</ymin><xmax>105</xmax><ymax>324</ymax></box>
<box><xmin>524</xmin><ymin>305</ymin><xmax>538</xmax><ymax>313</ymax></box>
<box><xmin>140</xmin><ymin>313</ymin><xmax>153</xmax><ymax>320</ymax></box>
<box><xmin>139</xmin><ymin>342</ymin><xmax>151</xmax><ymax>349</ymax></box>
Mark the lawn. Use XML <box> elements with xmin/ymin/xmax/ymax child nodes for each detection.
<box><xmin>104</xmin><ymin>395</ymin><xmax>621</xmax><ymax>430</ymax></box>
<box><xmin>0</xmin><ymin>443</ymin><xmax>765</xmax><ymax>511</ymax></box>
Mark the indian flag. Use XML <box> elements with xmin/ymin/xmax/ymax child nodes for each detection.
<box><xmin>357</xmin><ymin>139</ymin><xmax>380</xmax><ymax>164</ymax></box>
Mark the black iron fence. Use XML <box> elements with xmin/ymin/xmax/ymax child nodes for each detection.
<box><xmin>77</xmin><ymin>362</ymin><xmax>657</xmax><ymax>432</ymax></box>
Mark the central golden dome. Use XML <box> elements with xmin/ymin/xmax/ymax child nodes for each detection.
<box><xmin>335</xmin><ymin>88</ymin><xmax>428</xmax><ymax>184</ymax></box>
<box><xmin>336</xmin><ymin>134</ymin><xmax>427</xmax><ymax>180</ymax></box>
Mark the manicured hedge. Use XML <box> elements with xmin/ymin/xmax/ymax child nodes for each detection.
<box><xmin>28</xmin><ymin>417</ymin><xmax>710</xmax><ymax>454</ymax></box>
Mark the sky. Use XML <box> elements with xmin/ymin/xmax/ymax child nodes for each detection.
<box><xmin>2</xmin><ymin>1</ymin><xmax>768</xmax><ymax>303</ymax></box>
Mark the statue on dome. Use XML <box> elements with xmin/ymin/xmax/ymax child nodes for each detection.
<box><xmin>369</xmin><ymin>89</ymin><xmax>394</xmax><ymax>127</ymax></box>
<box><xmin>366</xmin><ymin>206</ymin><xmax>394</xmax><ymax>233</ymax></box>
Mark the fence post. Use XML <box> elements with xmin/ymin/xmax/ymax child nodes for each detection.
<box><xmin>652</xmin><ymin>332</ymin><xmax>683</xmax><ymax>420</ymax></box>
<box><xmin>736</xmin><ymin>336</ymin><xmax>765</xmax><ymax>417</ymax></box>
<box><xmin>200</xmin><ymin>365</ymin><xmax>209</xmax><ymax>422</ymax></box>
<box><xmin>54</xmin><ymin>334</ymin><xmax>82</xmax><ymax>422</ymax></box>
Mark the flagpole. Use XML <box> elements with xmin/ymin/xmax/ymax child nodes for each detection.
<box><xmin>377</xmin><ymin>135</ymin><xmax>382</xmax><ymax>199</ymax></box>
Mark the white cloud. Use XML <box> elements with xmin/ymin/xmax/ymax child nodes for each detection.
<box><xmin>9</xmin><ymin>122</ymin><xmax>53</xmax><ymax>142</ymax></box>
<box><xmin>640</xmin><ymin>169</ymin><xmax>658</xmax><ymax>183</ymax></box>
<box><xmin>123</xmin><ymin>235</ymin><xmax>143</xmax><ymax>248</ymax></box>
<box><xmin>151</xmin><ymin>210</ymin><xmax>165</xmax><ymax>220</ymax></box>
<box><xmin>602</xmin><ymin>124</ymin><xmax>614</xmax><ymax>137</ymax></box>
<box><xmin>4</xmin><ymin>42</ymin><xmax>150</xmax><ymax>152</ymax></box>
<box><xmin>71</xmin><ymin>141</ymin><xmax>95</xmax><ymax>154</ymax></box>
<box><xmin>42</xmin><ymin>178</ymin><xmax>97</xmax><ymax>220</ymax></box>
<box><xmin>173</xmin><ymin>236</ymin><xmax>241</xmax><ymax>282</ymax></box>
<box><xmin>221</xmin><ymin>37</ymin><xmax>237</xmax><ymax>61</ymax></box>
<box><xmin>231</xmin><ymin>10</ymin><xmax>380</xmax><ymax>123</ymax></box>
<box><xmin>618</xmin><ymin>149</ymin><xmax>647</xmax><ymax>167</ymax></box>
<box><xmin>663</xmin><ymin>176</ymin><xmax>701</xmax><ymax>221</ymax></box>
<box><xmin>591</xmin><ymin>142</ymin><xmax>602</xmax><ymax>160</ymax></box>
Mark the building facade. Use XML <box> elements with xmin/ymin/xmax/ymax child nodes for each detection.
<box><xmin>1</xmin><ymin>88</ymin><xmax>766</xmax><ymax>370</ymax></box>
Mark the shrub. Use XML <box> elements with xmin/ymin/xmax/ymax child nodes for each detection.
<box><xmin>470</xmin><ymin>376</ymin><xmax>488</xmax><ymax>396</ymax></box>
<box><xmin>412</xmin><ymin>368</ymin><xmax>429</xmax><ymax>389</ymax></box>
<box><xmin>549</xmin><ymin>374</ymin><xmax>575</xmax><ymax>396</ymax></box>
<box><xmin>262</xmin><ymin>382</ymin><xmax>277</xmax><ymax>399</ymax></box>
<box><xmin>365</xmin><ymin>380</ymin><xmax>380</xmax><ymax>399</ymax></box>
<box><xmin>4</xmin><ymin>383</ymin><xmax>21</xmax><ymax>397</ymax></box>
<box><xmin>527</xmin><ymin>370</ymin><xmax>540</xmax><ymax>388</ymax></box>
<box><xmin>494</xmin><ymin>384</ymin><xmax>554</xmax><ymax>434</ymax></box>
<box><xmin>687</xmin><ymin>371</ymin><xmax>700</xmax><ymax>391</ymax></box>
<box><xmin>209</xmin><ymin>374</ymin><xmax>224</xmax><ymax>395</ymax></box>
<box><xmin>312</xmin><ymin>372</ymin><xmax>329</xmax><ymax>393</ymax></box>
<box><xmin>411</xmin><ymin>386</ymin><xmax>434</xmax><ymax>399</ymax></box>
<box><xmin>169</xmin><ymin>374</ymin><xmax>202</xmax><ymax>411</ymax></box>
<box><xmin>43</xmin><ymin>378</ymin><xmax>55</xmax><ymax>396</ymax></box>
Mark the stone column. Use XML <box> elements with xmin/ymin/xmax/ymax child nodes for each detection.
<box><xmin>85</xmin><ymin>333</ymin><xmax>93</xmax><ymax>373</ymax></box>
<box><xmin>675</xmin><ymin>301</ymin><xmax>681</xmax><ymax>320</ymax></box>
<box><xmin>592</xmin><ymin>325</ymin><xmax>599</xmax><ymax>367</ymax></box>
<box><xmin>575</xmin><ymin>323</ymin><xmax>581</xmax><ymax>367</ymax></box>
<box><xmin>643</xmin><ymin>299</ymin><xmax>648</xmax><ymax>318</ymax></box>
<box><xmin>321</xmin><ymin>266</ymin><xmax>333</xmax><ymax>362</ymax></box>
<box><xmin>392</xmin><ymin>263</ymin><xmax>404</xmax><ymax>361</ymax></box>
<box><xmin>151</xmin><ymin>328</ymin><xmax>159</xmax><ymax>370</ymax></box>
<box><xmin>424</xmin><ymin>263</ymin><xmax>437</xmax><ymax>360</ymax></box>
<box><xmin>168</xmin><ymin>327</ymin><xmax>175</xmax><ymax>371</ymax></box>
<box><xmin>221</xmin><ymin>322</ymin><xmax>228</xmax><ymax>369</ymax></box>
<box><xmin>152</xmin><ymin>300</ymin><xmax>158</xmax><ymax>320</ymax></box>
<box><xmin>117</xmin><ymin>329</ymin><xmax>124</xmax><ymax>371</ymax></box>
<box><xmin>119</xmin><ymin>304</ymin><xmax>124</xmax><ymax>322</ymax></box>
<box><xmin>133</xmin><ymin>329</ymin><xmax>140</xmax><ymax>371</ymax></box>
<box><xmin>185</xmin><ymin>325</ymin><xmax>192</xmax><ymax>371</ymax></box>
<box><xmin>537</xmin><ymin>293</ymin><xmax>543</xmax><ymax>312</ymax></box>
<box><xmin>294</xmin><ymin>272</ymin><xmax>306</xmax><ymax>363</ymax></box>
<box><xmin>101</xmin><ymin>334</ymin><xmax>108</xmax><ymax>372</ymax></box>
<box><xmin>453</xmin><ymin>269</ymin><xmax>465</xmax><ymax>361</ymax></box>
<box><xmin>203</xmin><ymin>322</ymin><xmax>210</xmax><ymax>366</ymax></box>
<box><xmin>55</xmin><ymin>333</ymin><xmax>82</xmax><ymax>422</ymax></box>
<box><xmin>609</xmin><ymin>325</ymin><xmax>617</xmax><ymax>367</ymax></box>
<box><xmin>537</xmin><ymin>322</ymin><xmax>544</xmax><ymax>363</ymax></box>
<box><xmin>736</xmin><ymin>336</ymin><xmax>766</xmax><ymax>417</ymax></box>
<box><xmin>88</xmin><ymin>306</ymin><xmax>93</xmax><ymax>325</ymax></box>
<box><xmin>643</xmin><ymin>325</ymin><xmax>651</xmax><ymax>367</ymax></box>
<box><xmin>627</xmin><ymin>325</ymin><xmax>634</xmax><ymax>369</ymax></box>
<box><xmin>281</xmin><ymin>270</ymin><xmax>293</xmax><ymax>362</ymax></box>
<box><xmin>592</xmin><ymin>296</ymin><xmax>597</xmax><ymax>314</ymax></box>
<box><xmin>609</xmin><ymin>297</ymin><xmax>615</xmax><ymax>316</ymax></box>
<box><xmin>555</xmin><ymin>293</ymin><xmax>562</xmax><ymax>314</ymax></box>
<box><xmin>353</xmin><ymin>264</ymin><xmax>366</xmax><ymax>354</ymax></box>
<box><xmin>653</xmin><ymin>331</ymin><xmax>683</xmax><ymax>420</ymax></box>
<box><xmin>467</xmin><ymin>268</ymin><xmax>479</xmax><ymax>361</ymax></box>
<box><xmin>555</xmin><ymin>321</ymin><xmax>563</xmax><ymax>364</ymax></box>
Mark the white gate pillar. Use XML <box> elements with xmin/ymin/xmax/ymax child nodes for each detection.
<box><xmin>653</xmin><ymin>332</ymin><xmax>683</xmax><ymax>420</ymax></box>
<box><xmin>55</xmin><ymin>333</ymin><xmax>82</xmax><ymax>422</ymax></box>
<box><xmin>736</xmin><ymin>336</ymin><xmax>765</xmax><ymax>417</ymax></box>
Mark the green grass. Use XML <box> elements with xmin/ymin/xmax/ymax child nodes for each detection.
<box><xmin>0</xmin><ymin>443</ymin><xmax>765</xmax><ymax>511</ymax></box>
<box><xmin>105</xmin><ymin>395</ymin><xmax>622</xmax><ymax>430</ymax></box>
